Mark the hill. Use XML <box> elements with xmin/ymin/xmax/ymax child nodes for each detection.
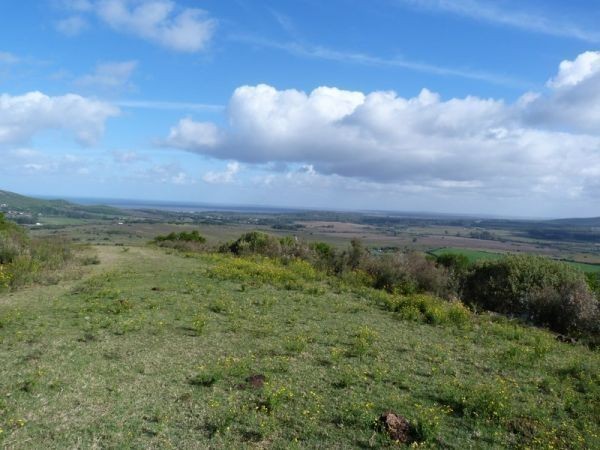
<box><xmin>0</xmin><ymin>190</ymin><xmax>129</xmax><ymax>221</ymax></box>
<box><xmin>0</xmin><ymin>245</ymin><xmax>597</xmax><ymax>448</ymax></box>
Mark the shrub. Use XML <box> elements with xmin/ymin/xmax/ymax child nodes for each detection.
<box><xmin>586</xmin><ymin>273</ymin><xmax>600</xmax><ymax>299</ymax></box>
<box><xmin>278</xmin><ymin>235</ymin><xmax>312</xmax><ymax>261</ymax></box>
<box><xmin>435</xmin><ymin>252</ymin><xmax>471</xmax><ymax>296</ymax></box>
<box><xmin>0</xmin><ymin>263</ymin><xmax>11</xmax><ymax>288</ymax></box>
<box><xmin>153</xmin><ymin>230</ymin><xmax>207</xmax><ymax>252</ymax></box>
<box><xmin>0</xmin><ymin>219</ymin><xmax>29</xmax><ymax>264</ymax></box>
<box><xmin>155</xmin><ymin>230</ymin><xmax>206</xmax><ymax>243</ymax></box>
<box><xmin>435</xmin><ymin>253</ymin><xmax>470</xmax><ymax>273</ymax></box>
<box><xmin>207</xmin><ymin>255</ymin><xmax>319</xmax><ymax>289</ymax></box>
<box><xmin>463</xmin><ymin>255</ymin><xmax>599</xmax><ymax>335</ymax></box>
<box><xmin>0</xmin><ymin>217</ymin><xmax>74</xmax><ymax>290</ymax></box>
<box><xmin>380</xmin><ymin>293</ymin><xmax>471</xmax><ymax>327</ymax></box>
<box><xmin>363</xmin><ymin>251</ymin><xmax>451</xmax><ymax>297</ymax></box>
<box><xmin>223</xmin><ymin>231</ymin><xmax>282</xmax><ymax>258</ymax></box>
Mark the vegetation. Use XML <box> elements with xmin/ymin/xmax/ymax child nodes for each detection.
<box><xmin>0</xmin><ymin>213</ymin><xmax>76</xmax><ymax>290</ymax></box>
<box><xmin>1</xmin><ymin>189</ymin><xmax>600</xmax><ymax>447</ymax></box>
<box><xmin>0</xmin><ymin>245</ymin><xmax>598</xmax><ymax>448</ymax></box>
<box><xmin>210</xmin><ymin>231</ymin><xmax>600</xmax><ymax>340</ymax></box>
<box><xmin>0</xmin><ymin>189</ymin><xmax>127</xmax><ymax>220</ymax></box>
<box><xmin>463</xmin><ymin>255</ymin><xmax>599</xmax><ymax>336</ymax></box>
<box><xmin>153</xmin><ymin>230</ymin><xmax>208</xmax><ymax>252</ymax></box>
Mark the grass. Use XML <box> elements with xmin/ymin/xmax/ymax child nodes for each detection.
<box><xmin>0</xmin><ymin>245</ymin><xmax>598</xmax><ymax>448</ymax></box>
<box><xmin>429</xmin><ymin>247</ymin><xmax>505</xmax><ymax>263</ymax></box>
<box><xmin>431</xmin><ymin>247</ymin><xmax>600</xmax><ymax>273</ymax></box>
<box><xmin>561</xmin><ymin>260</ymin><xmax>600</xmax><ymax>274</ymax></box>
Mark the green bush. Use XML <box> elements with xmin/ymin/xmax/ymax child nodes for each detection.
<box><xmin>153</xmin><ymin>230</ymin><xmax>207</xmax><ymax>252</ymax></box>
<box><xmin>364</xmin><ymin>251</ymin><xmax>450</xmax><ymax>297</ymax></box>
<box><xmin>155</xmin><ymin>230</ymin><xmax>206</xmax><ymax>243</ymax></box>
<box><xmin>463</xmin><ymin>255</ymin><xmax>599</xmax><ymax>335</ymax></box>
<box><xmin>378</xmin><ymin>293</ymin><xmax>471</xmax><ymax>327</ymax></box>
<box><xmin>222</xmin><ymin>231</ymin><xmax>282</xmax><ymax>258</ymax></box>
<box><xmin>586</xmin><ymin>273</ymin><xmax>600</xmax><ymax>300</ymax></box>
<box><xmin>436</xmin><ymin>252</ymin><xmax>471</xmax><ymax>296</ymax></box>
<box><xmin>0</xmin><ymin>215</ymin><xmax>73</xmax><ymax>290</ymax></box>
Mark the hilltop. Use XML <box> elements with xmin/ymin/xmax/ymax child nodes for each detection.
<box><xmin>0</xmin><ymin>190</ymin><xmax>129</xmax><ymax>222</ymax></box>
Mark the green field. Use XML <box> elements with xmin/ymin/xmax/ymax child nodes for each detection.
<box><xmin>561</xmin><ymin>260</ymin><xmax>600</xmax><ymax>274</ymax></box>
<box><xmin>429</xmin><ymin>247</ymin><xmax>505</xmax><ymax>262</ymax></box>
<box><xmin>431</xmin><ymin>247</ymin><xmax>600</xmax><ymax>273</ymax></box>
<box><xmin>0</xmin><ymin>245</ymin><xmax>598</xmax><ymax>448</ymax></box>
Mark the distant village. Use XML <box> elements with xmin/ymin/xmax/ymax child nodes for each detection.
<box><xmin>0</xmin><ymin>203</ymin><xmax>42</xmax><ymax>225</ymax></box>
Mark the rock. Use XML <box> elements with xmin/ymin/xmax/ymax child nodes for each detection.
<box><xmin>378</xmin><ymin>411</ymin><xmax>413</xmax><ymax>443</ymax></box>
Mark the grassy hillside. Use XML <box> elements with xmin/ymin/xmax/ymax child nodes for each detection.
<box><xmin>0</xmin><ymin>190</ymin><xmax>128</xmax><ymax>220</ymax></box>
<box><xmin>0</xmin><ymin>245</ymin><xmax>598</xmax><ymax>448</ymax></box>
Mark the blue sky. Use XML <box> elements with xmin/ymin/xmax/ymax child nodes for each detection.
<box><xmin>1</xmin><ymin>0</ymin><xmax>600</xmax><ymax>217</ymax></box>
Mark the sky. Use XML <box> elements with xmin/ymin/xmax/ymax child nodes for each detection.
<box><xmin>1</xmin><ymin>0</ymin><xmax>600</xmax><ymax>218</ymax></box>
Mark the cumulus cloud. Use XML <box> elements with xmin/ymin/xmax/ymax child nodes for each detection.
<box><xmin>166</xmin><ymin>118</ymin><xmax>221</xmax><ymax>149</ymax></box>
<box><xmin>164</xmin><ymin>51</ymin><xmax>600</xmax><ymax>201</ymax></box>
<box><xmin>0</xmin><ymin>91</ymin><xmax>118</xmax><ymax>147</ymax></box>
<box><xmin>525</xmin><ymin>52</ymin><xmax>600</xmax><ymax>133</ymax></box>
<box><xmin>203</xmin><ymin>161</ymin><xmax>240</xmax><ymax>184</ymax></box>
<box><xmin>75</xmin><ymin>60</ymin><xmax>138</xmax><ymax>92</ymax></box>
<box><xmin>59</xmin><ymin>0</ymin><xmax>217</xmax><ymax>52</ymax></box>
<box><xmin>548</xmin><ymin>51</ymin><xmax>600</xmax><ymax>88</ymax></box>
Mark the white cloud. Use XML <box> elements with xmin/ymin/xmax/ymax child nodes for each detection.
<box><xmin>525</xmin><ymin>52</ymin><xmax>600</xmax><ymax>133</ymax></box>
<box><xmin>548</xmin><ymin>51</ymin><xmax>600</xmax><ymax>88</ymax></box>
<box><xmin>0</xmin><ymin>91</ymin><xmax>118</xmax><ymax>147</ymax></box>
<box><xmin>135</xmin><ymin>163</ymin><xmax>195</xmax><ymax>185</ymax></box>
<box><xmin>398</xmin><ymin>0</ymin><xmax>600</xmax><ymax>43</ymax></box>
<box><xmin>0</xmin><ymin>148</ymin><xmax>96</xmax><ymax>176</ymax></box>
<box><xmin>163</xmin><ymin>51</ymin><xmax>600</xmax><ymax>201</ymax></box>
<box><xmin>167</xmin><ymin>118</ymin><xmax>221</xmax><ymax>149</ymax></box>
<box><xmin>75</xmin><ymin>60</ymin><xmax>137</xmax><ymax>92</ymax></box>
<box><xmin>203</xmin><ymin>161</ymin><xmax>240</xmax><ymax>184</ymax></box>
<box><xmin>56</xmin><ymin>16</ymin><xmax>88</xmax><ymax>36</ymax></box>
<box><xmin>64</xmin><ymin>0</ymin><xmax>216</xmax><ymax>52</ymax></box>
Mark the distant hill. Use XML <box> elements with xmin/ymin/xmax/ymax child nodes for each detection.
<box><xmin>549</xmin><ymin>217</ymin><xmax>600</xmax><ymax>227</ymax></box>
<box><xmin>0</xmin><ymin>190</ymin><xmax>129</xmax><ymax>220</ymax></box>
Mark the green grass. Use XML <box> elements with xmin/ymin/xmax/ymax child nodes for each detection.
<box><xmin>429</xmin><ymin>247</ymin><xmax>504</xmax><ymax>263</ymax></box>
<box><xmin>0</xmin><ymin>245</ymin><xmax>598</xmax><ymax>448</ymax></box>
<box><xmin>561</xmin><ymin>260</ymin><xmax>600</xmax><ymax>274</ymax></box>
<box><xmin>431</xmin><ymin>247</ymin><xmax>600</xmax><ymax>273</ymax></box>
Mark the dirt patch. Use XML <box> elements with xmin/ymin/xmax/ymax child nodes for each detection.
<box><xmin>378</xmin><ymin>411</ymin><xmax>414</xmax><ymax>443</ymax></box>
<box><xmin>237</xmin><ymin>374</ymin><xmax>266</xmax><ymax>390</ymax></box>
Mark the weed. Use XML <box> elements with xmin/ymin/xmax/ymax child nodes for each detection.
<box><xmin>284</xmin><ymin>335</ymin><xmax>310</xmax><ymax>354</ymax></box>
<box><xmin>348</xmin><ymin>325</ymin><xmax>378</xmax><ymax>357</ymax></box>
<box><xmin>189</xmin><ymin>370</ymin><xmax>221</xmax><ymax>387</ymax></box>
<box><xmin>191</xmin><ymin>313</ymin><xmax>207</xmax><ymax>335</ymax></box>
